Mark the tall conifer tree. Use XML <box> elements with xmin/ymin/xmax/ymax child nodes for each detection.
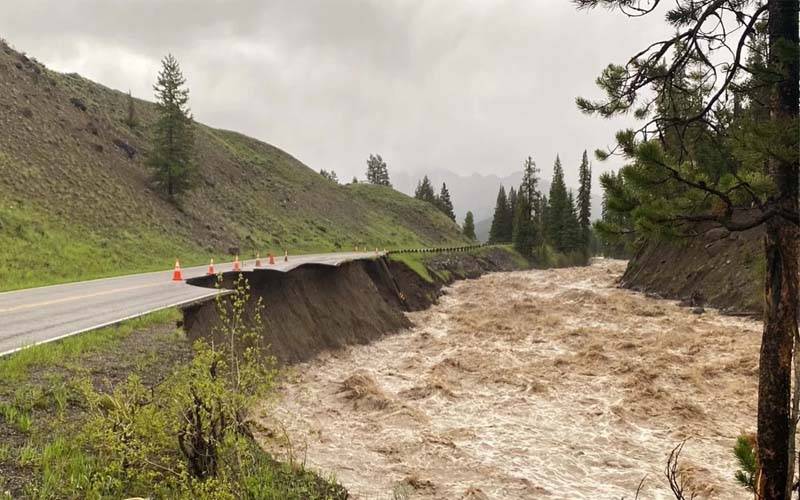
<box><xmin>577</xmin><ymin>150</ymin><xmax>592</xmax><ymax>252</ymax></box>
<box><xmin>462</xmin><ymin>211</ymin><xmax>476</xmax><ymax>240</ymax></box>
<box><xmin>366</xmin><ymin>154</ymin><xmax>391</xmax><ymax>186</ymax></box>
<box><xmin>148</xmin><ymin>54</ymin><xmax>194</xmax><ymax>199</ymax></box>
<box><xmin>574</xmin><ymin>3</ymin><xmax>798</xmax><ymax>490</ymax></box>
<box><xmin>437</xmin><ymin>182</ymin><xmax>456</xmax><ymax>221</ymax></box>
<box><xmin>512</xmin><ymin>189</ymin><xmax>535</xmax><ymax>256</ymax></box>
<box><xmin>488</xmin><ymin>186</ymin><xmax>510</xmax><ymax>243</ymax></box>
<box><xmin>414</xmin><ymin>175</ymin><xmax>436</xmax><ymax>203</ymax></box>
<box><xmin>507</xmin><ymin>187</ymin><xmax>518</xmax><ymax>221</ymax></box>
<box><xmin>546</xmin><ymin>155</ymin><xmax>570</xmax><ymax>252</ymax></box>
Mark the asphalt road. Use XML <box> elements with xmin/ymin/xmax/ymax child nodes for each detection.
<box><xmin>0</xmin><ymin>251</ymin><xmax>381</xmax><ymax>356</ymax></box>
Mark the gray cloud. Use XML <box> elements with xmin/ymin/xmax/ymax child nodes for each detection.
<box><xmin>3</xmin><ymin>0</ymin><xmax>669</xmax><ymax>195</ymax></box>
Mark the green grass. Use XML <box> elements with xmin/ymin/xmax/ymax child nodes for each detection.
<box><xmin>487</xmin><ymin>244</ymin><xmax>531</xmax><ymax>269</ymax></box>
<box><xmin>0</xmin><ymin>202</ymin><xmax>217</xmax><ymax>292</ymax></box>
<box><xmin>0</xmin><ymin>190</ymin><xmax>467</xmax><ymax>291</ymax></box>
<box><xmin>389</xmin><ymin>245</ymin><xmax>530</xmax><ymax>283</ymax></box>
<box><xmin>0</xmin><ymin>403</ymin><xmax>32</xmax><ymax>434</ymax></box>
<box><xmin>0</xmin><ymin>308</ymin><xmax>345</xmax><ymax>498</ymax></box>
<box><xmin>0</xmin><ymin>308</ymin><xmax>179</xmax><ymax>383</ymax></box>
<box><xmin>388</xmin><ymin>253</ymin><xmax>436</xmax><ymax>283</ymax></box>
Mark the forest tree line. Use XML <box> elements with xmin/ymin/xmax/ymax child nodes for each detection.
<box><xmin>487</xmin><ymin>152</ymin><xmax>594</xmax><ymax>265</ymax></box>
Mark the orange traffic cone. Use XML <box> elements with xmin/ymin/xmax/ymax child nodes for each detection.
<box><xmin>255</xmin><ymin>252</ymin><xmax>262</xmax><ymax>267</ymax></box>
<box><xmin>233</xmin><ymin>255</ymin><xmax>241</xmax><ymax>272</ymax></box>
<box><xmin>207</xmin><ymin>258</ymin><xmax>216</xmax><ymax>276</ymax></box>
<box><xmin>172</xmin><ymin>260</ymin><xmax>184</xmax><ymax>281</ymax></box>
<box><xmin>284</xmin><ymin>250</ymin><xmax>288</xmax><ymax>262</ymax></box>
<box><xmin>269</xmin><ymin>253</ymin><xmax>275</xmax><ymax>265</ymax></box>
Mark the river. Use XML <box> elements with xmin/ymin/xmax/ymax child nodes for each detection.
<box><xmin>257</xmin><ymin>259</ymin><xmax>761</xmax><ymax>499</ymax></box>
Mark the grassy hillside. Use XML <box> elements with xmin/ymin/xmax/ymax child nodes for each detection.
<box><xmin>0</xmin><ymin>41</ymin><xmax>468</xmax><ymax>290</ymax></box>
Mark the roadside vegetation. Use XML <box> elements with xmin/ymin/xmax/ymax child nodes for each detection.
<box><xmin>0</xmin><ymin>282</ymin><xmax>346</xmax><ymax>499</ymax></box>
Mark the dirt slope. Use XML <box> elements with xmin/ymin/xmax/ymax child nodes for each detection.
<box><xmin>0</xmin><ymin>40</ymin><xmax>468</xmax><ymax>289</ymax></box>
<box><xmin>621</xmin><ymin>227</ymin><xmax>763</xmax><ymax>315</ymax></box>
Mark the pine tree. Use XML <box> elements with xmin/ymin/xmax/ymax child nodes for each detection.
<box><xmin>488</xmin><ymin>186</ymin><xmax>510</xmax><ymax>243</ymax></box>
<box><xmin>414</xmin><ymin>175</ymin><xmax>436</xmax><ymax>204</ymax></box>
<box><xmin>573</xmin><ymin>3</ymin><xmax>798</xmax><ymax>490</ymax></box>
<box><xmin>577</xmin><ymin>150</ymin><xmax>592</xmax><ymax>253</ymax></box>
<box><xmin>437</xmin><ymin>183</ymin><xmax>456</xmax><ymax>221</ymax></box>
<box><xmin>319</xmin><ymin>169</ymin><xmax>338</xmax><ymax>183</ymax></box>
<box><xmin>366</xmin><ymin>154</ymin><xmax>391</xmax><ymax>186</ymax></box>
<box><xmin>507</xmin><ymin>187</ymin><xmax>518</xmax><ymax>222</ymax></box>
<box><xmin>595</xmin><ymin>171</ymin><xmax>633</xmax><ymax>258</ymax></box>
<box><xmin>512</xmin><ymin>189</ymin><xmax>535</xmax><ymax>256</ymax></box>
<box><xmin>520</xmin><ymin>156</ymin><xmax>540</xmax><ymax>205</ymax></box>
<box><xmin>148</xmin><ymin>54</ymin><xmax>194</xmax><ymax>199</ymax></box>
<box><xmin>564</xmin><ymin>190</ymin><xmax>583</xmax><ymax>253</ymax></box>
<box><xmin>546</xmin><ymin>155</ymin><xmax>570</xmax><ymax>252</ymax></box>
<box><xmin>125</xmin><ymin>90</ymin><xmax>137</xmax><ymax>128</ymax></box>
<box><xmin>462</xmin><ymin>211</ymin><xmax>476</xmax><ymax>240</ymax></box>
<box><xmin>520</xmin><ymin>156</ymin><xmax>543</xmax><ymax>248</ymax></box>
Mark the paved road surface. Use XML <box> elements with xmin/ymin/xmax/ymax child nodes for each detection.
<box><xmin>0</xmin><ymin>251</ymin><xmax>381</xmax><ymax>356</ymax></box>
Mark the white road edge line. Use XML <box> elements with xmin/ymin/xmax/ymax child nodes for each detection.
<box><xmin>0</xmin><ymin>254</ymin><xmax>381</xmax><ymax>358</ymax></box>
<box><xmin>0</xmin><ymin>289</ymin><xmax>228</xmax><ymax>358</ymax></box>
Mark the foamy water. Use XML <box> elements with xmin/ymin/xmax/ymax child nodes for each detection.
<box><xmin>256</xmin><ymin>259</ymin><xmax>762</xmax><ymax>499</ymax></box>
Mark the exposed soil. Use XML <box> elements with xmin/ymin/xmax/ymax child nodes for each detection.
<box><xmin>389</xmin><ymin>248</ymin><xmax>525</xmax><ymax>311</ymax></box>
<box><xmin>183</xmin><ymin>250</ymin><xmax>526</xmax><ymax>364</ymax></box>
<box><xmin>622</xmin><ymin>226</ymin><xmax>763</xmax><ymax>315</ymax></box>
<box><xmin>184</xmin><ymin>261</ymin><xmax>412</xmax><ymax>364</ymax></box>
<box><xmin>259</xmin><ymin>259</ymin><xmax>761</xmax><ymax>499</ymax></box>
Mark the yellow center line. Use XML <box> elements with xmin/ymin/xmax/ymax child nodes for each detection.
<box><xmin>0</xmin><ymin>282</ymin><xmax>169</xmax><ymax>314</ymax></box>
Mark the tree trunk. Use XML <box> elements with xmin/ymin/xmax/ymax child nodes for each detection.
<box><xmin>757</xmin><ymin>1</ymin><xmax>799</xmax><ymax>499</ymax></box>
<box><xmin>759</xmin><ymin>220</ymin><xmax>799</xmax><ymax>499</ymax></box>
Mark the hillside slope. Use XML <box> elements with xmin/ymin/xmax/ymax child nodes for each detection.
<box><xmin>620</xmin><ymin>226</ymin><xmax>763</xmax><ymax>315</ymax></box>
<box><xmin>0</xmin><ymin>41</ymin><xmax>468</xmax><ymax>290</ymax></box>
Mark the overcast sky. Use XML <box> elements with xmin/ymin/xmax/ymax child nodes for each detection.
<box><xmin>4</xmin><ymin>0</ymin><xmax>669</xmax><ymax>188</ymax></box>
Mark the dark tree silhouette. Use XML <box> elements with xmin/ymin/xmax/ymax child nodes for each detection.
<box><xmin>575</xmin><ymin>2</ymin><xmax>798</xmax><ymax>496</ymax></box>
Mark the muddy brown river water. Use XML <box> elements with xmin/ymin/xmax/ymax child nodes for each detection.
<box><xmin>256</xmin><ymin>259</ymin><xmax>762</xmax><ymax>499</ymax></box>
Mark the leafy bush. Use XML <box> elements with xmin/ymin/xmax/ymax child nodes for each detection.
<box><xmin>67</xmin><ymin>275</ymin><xmax>346</xmax><ymax>499</ymax></box>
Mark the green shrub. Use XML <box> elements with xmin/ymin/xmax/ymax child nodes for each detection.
<box><xmin>69</xmin><ymin>275</ymin><xmax>345</xmax><ymax>499</ymax></box>
<box><xmin>733</xmin><ymin>434</ymin><xmax>757</xmax><ymax>491</ymax></box>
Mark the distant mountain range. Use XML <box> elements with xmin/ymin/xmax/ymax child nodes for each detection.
<box><xmin>393</xmin><ymin>168</ymin><xmax>602</xmax><ymax>242</ymax></box>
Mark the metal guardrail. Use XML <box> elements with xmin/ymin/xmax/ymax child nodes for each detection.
<box><xmin>386</xmin><ymin>243</ymin><xmax>494</xmax><ymax>255</ymax></box>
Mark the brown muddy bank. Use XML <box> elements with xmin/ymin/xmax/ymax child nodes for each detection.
<box><xmin>182</xmin><ymin>249</ymin><xmax>525</xmax><ymax>364</ymax></box>
<box><xmin>622</xmin><ymin>226</ymin><xmax>763</xmax><ymax>315</ymax></box>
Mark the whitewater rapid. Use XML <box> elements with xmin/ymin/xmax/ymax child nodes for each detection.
<box><xmin>257</xmin><ymin>259</ymin><xmax>761</xmax><ymax>499</ymax></box>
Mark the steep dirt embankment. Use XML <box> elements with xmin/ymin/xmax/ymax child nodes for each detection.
<box><xmin>621</xmin><ymin>226</ymin><xmax>763</xmax><ymax>315</ymax></box>
<box><xmin>388</xmin><ymin>247</ymin><xmax>525</xmax><ymax>311</ymax></box>
<box><xmin>183</xmin><ymin>249</ymin><xmax>524</xmax><ymax>364</ymax></box>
